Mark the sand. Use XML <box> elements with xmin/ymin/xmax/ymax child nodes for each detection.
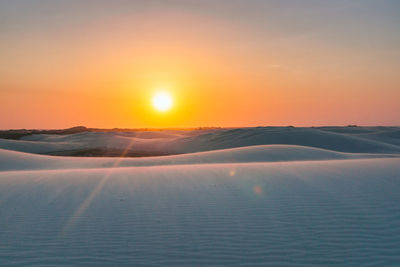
<box><xmin>1</xmin><ymin>126</ymin><xmax>400</xmax><ymax>265</ymax></box>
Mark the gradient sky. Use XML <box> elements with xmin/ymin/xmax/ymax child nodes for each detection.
<box><xmin>1</xmin><ymin>0</ymin><xmax>399</xmax><ymax>129</ymax></box>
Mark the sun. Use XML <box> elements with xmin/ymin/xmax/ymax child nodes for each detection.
<box><xmin>152</xmin><ymin>91</ymin><xmax>173</xmax><ymax>112</ymax></box>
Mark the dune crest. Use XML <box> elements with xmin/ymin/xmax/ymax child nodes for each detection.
<box><xmin>0</xmin><ymin>126</ymin><xmax>399</xmax><ymax>157</ymax></box>
<box><xmin>1</xmin><ymin>144</ymin><xmax>399</xmax><ymax>172</ymax></box>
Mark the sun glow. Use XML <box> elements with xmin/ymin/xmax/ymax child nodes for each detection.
<box><xmin>152</xmin><ymin>91</ymin><xmax>173</xmax><ymax>112</ymax></box>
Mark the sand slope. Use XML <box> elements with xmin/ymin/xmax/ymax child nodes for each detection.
<box><xmin>1</xmin><ymin>126</ymin><xmax>400</xmax><ymax>265</ymax></box>
<box><xmin>1</xmin><ymin>159</ymin><xmax>400</xmax><ymax>265</ymax></box>
<box><xmin>1</xmin><ymin>126</ymin><xmax>399</xmax><ymax>155</ymax></box>
<box><xmin>1</xmin><ymin>145</ymin><xmax>399</xmax><ymax>171</ymax></box>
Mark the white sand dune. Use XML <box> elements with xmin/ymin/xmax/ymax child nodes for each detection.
<box><xmin>0</xmin><ymin>145</ymin><xmax>399</xmax><ymax>171</ymax></box>
<box><xmin>355</xmin><ymin>129</ymin><xmax>400</xmax><ymax>146</ymax></box>
<box><xmin>1</xmin><ymin>158</ymin><xmax>400</xmax><ymax>265</ymax></box>
<box><xmin>1</xmin><ymin>126</ymin><xmax>399</xmax><ymax>156</ymax></box>
<box><xmin>1</xmin><ymin>126</ymin><xmax>400</xmax><ymax>265</ymax></box>
<box><xmin>174</xmin><ymin>127</ymin><xmax>400</xmax><ymax>153</ymax></box>
<box><xmin>0</xmin><ymin>138</ymin><xmax>84</xmax><ymax>154</ymax></box>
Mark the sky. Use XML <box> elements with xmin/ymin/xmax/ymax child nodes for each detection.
<box><xmin>1</xmin><ymin>0</ymin><xmax>399</xmax><ymax>129</ymax></box>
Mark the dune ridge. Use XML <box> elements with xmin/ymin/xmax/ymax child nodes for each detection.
<box><xmin>1</xmin><ymin>145</ymin><xmax>399</xmax><ymax>172</ymax></box>
<box><xmin>0</xmin><ymin>126</ymin><xmax>399</xmax><ymax>156</ymax></box>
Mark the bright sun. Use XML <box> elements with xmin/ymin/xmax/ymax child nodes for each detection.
<box><xmin>152</xmin><ymin>91</ymin><xmax>173</xmax><ymax>112</ymax></box>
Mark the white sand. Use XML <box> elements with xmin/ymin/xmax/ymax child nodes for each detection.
<box><xmin>1</xmin><ymin>126</ymin><xmax>399</xmax><ymax>155</ymax></box>
<box><xmin>1</xmin><ymin>145</ymin><xmax>399</xmax><ymax>172</ymax></box>
<box><xmin>1</xmin><ymin>126</ymin><xmax>400</xmax><ymax>265</ymax></box>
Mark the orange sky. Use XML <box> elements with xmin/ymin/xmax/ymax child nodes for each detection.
<box><xmin>1</xmin><ymin>1</ymin><xmax>399</xmax><ymax>129</ymax></box>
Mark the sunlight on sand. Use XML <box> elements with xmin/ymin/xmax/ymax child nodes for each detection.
<box><xmin>60</xmin><ymin>138</ymin><xmax>138</xmax><ymax>236</ymax></box>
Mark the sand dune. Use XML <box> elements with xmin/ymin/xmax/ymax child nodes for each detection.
<box><xmin>0</xmin><ymin>126</ymin><xmax>399</xmax><ymax>156</ymax></box>
<box><xmin>1</xmin><ymin>126</ymin><xmax>400</xmax><ymax>265</ymax></box>
<box><xmin>1</xmin><ymin>158</ymin><xmax>400</xmax><ymax>265</ymax></box>
<box><xmin>0</xmin><ymin>138</ymin><xmax>84</xmax><ymax>154</ymax></box>
<box><xmin>174</xmin><ymin>127</ymin><xmax>400</xmax><ymax>153</ymax></box>
<box><xmin>354</xmin><ymin>129</ymin><xmax>400</xmax><ymax>146</ymax></box>
<box><xmin>1</xmin><ymin>145</ymin><xmax>399</xmax><ymax>171</ymax></box>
